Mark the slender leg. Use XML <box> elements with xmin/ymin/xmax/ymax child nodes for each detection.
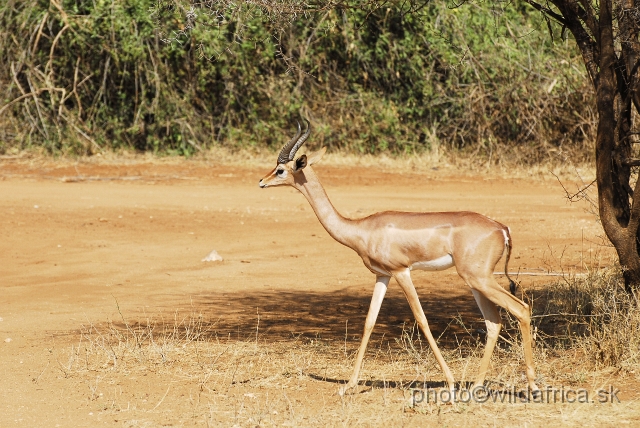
<box><xmin>393</xmin><ymin>269</ymin><xmax>456</xmax><ymax>391</ymax></box>
<box><xmin>467</xmin><ymin>277</ymin><xmax>539</xmax><ymax>393</ymax></box>
<box><xmin>470</xmin><ymin>289</ymin><xmax>502</xmax><ymax>388</ymax></box>
<box><xmin>339</xmin><ymin>275</ymin><xmax>390</xmax><ymax>396</ymax></box>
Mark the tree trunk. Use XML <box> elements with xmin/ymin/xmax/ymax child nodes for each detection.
<box><xmin>593</xmin><ymin>0</ymin><xmax>640</xmax><ymax>291</ymax></box>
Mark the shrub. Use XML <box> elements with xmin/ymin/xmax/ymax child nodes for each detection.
<box><xmin>0</xmin><ymin>0</ymin><xmax>594</xmax><ymax>161</ymax></box>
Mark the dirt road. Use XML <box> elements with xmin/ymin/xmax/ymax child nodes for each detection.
<box><xmin>0</xmin><ymin>157</ymin><xmax>623</xmax><ymax>427</ymax></box>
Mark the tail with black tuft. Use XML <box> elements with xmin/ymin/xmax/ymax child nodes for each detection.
<box><xmin>503</xmin><ymin>227</ymin><xmax>518</xmax><ymax>296</ymax></box>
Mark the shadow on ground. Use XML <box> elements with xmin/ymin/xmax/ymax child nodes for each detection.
<box><xmin>150</xmin><ymin>286</ymin><xmax>496</xmax><ymax>349</ymax></box>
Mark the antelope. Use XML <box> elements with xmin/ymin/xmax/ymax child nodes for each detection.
<box><xmin>259</xmin><ymin>120</ymin><xmax>539</xmax><ymax>396</ymax></box>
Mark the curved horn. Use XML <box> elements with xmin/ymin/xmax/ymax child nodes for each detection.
<box><xmin>277</xmin><ymin>122</ymin><xmax>302</xmax><ymax>165</ymax></box>
<box><xmin>286</xmin><ymin>119</ymin><xmax>311</xmax><ymax>161</ymax></box>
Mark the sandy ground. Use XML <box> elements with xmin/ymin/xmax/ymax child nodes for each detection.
<box><xmin>0</xmin><ymin>156</ymin><xmax>636</xmax><ymax>427</ymax></box>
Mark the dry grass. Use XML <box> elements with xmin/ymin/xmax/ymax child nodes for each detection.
<box><xmin>2</xmin><ymin>142</ymin><xmax>596</xmax><ymax>184</ymax></box>
<box><xmin>530</xmin><ymin>268</ymin><xmax>640</xmax><ymax>371</ymax></box>
<box><xmin>48</xmin><ymin>268</ymin><xmax>640</xmax><ymax>426</ymax></box>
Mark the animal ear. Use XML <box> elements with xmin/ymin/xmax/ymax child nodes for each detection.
<box><xmin>307</xmin><ymin>147</ymin><xmax>327</xmax><ymax>165</ymax></box>
<box><xmin>294</xmin><ymin>154</ymin><xmax>307</xmax><ymax>172</ymax></box>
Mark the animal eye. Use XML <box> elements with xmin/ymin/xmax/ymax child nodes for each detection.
<box><xmin>276</xmin><ymin>169</ymin><xmax>285</xmax><ymax>176</ymax></box>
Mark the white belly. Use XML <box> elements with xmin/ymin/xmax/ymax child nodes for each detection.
<box><xmin>411</xmin><ymin>254</ymin><xmax>454</xmax><ymax>271</ymax></box>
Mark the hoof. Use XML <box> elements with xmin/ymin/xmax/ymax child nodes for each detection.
<box><xmin>338</xmin><ymin>384</ymin><xmax>354</xmax><ymax>396</ymax></box>
<box><xmin>471</xmin><ymin>381</ymin><xmax>485</xmax><ymax>391</ymax></box>
<box><xmin>530</xmin><ymin>388</ymin><xmax>541</xmax><ymax>400</ymax></box>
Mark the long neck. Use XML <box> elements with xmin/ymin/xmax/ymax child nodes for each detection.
<box><xmin>294</xmin><ymin>166</ymin><xmax>360</xmax><ymax>248</ymax></box>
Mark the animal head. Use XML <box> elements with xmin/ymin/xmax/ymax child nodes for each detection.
<box><xmin>259</xmin><ymin>120</ymin><xmax>326</xmax><ymax>188</ymax></box>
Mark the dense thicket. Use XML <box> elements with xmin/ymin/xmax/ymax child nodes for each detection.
<box><xmin>0</xmin><ymin>0</ymin><xmax>594</xmax><ymax>161</ymax></box>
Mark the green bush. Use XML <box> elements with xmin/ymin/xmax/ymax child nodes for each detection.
<box><xmin>0</xmin><ymin>0</ymin><xmax>594</xmax><ymax>161</ymax></box>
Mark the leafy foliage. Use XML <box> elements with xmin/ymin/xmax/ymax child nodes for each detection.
<box><xmin>0</xmin><ymin>0</ymin><xmax>594</xmax><ymax>161</ymax></box>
